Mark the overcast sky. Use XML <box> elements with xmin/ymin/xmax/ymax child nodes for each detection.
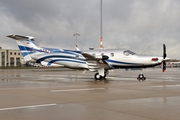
<box><xmin>0</xmin><ymin>0</ymin><xmax>180</xmax><ymax>59</ymax></box>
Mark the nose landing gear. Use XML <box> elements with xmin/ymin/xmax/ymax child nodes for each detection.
<box><xmin>137</xmin><ymin>74</ymin><xmax>146</xmax><ymax>81</ymax></box>
<box><xmin>137</xmin><ymin>69</ymin><xmax>146</xmax><ymax>81</ymax></box>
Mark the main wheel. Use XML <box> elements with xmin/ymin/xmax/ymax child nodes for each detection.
<box><xmin>94</xmin><ymin>73</ymin><xmax>102</xmax><ymax>80</ymax></box>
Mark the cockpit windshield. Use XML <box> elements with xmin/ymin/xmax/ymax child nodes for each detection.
<box><xmin>123</xmin><ymin>50</ymin><xmax>136</xmax><ymax>56</ymax></box>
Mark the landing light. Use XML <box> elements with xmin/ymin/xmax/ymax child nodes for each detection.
<box><xmin>151</xmin><ymin>58</ymin><xmax>158</xmax><ymax>61</ymax></box>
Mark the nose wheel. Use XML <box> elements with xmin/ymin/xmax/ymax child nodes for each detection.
<box><xmin>137</xmin><ymin>74</ymin><xmax>146</xmax><ymax>81</ymax></box>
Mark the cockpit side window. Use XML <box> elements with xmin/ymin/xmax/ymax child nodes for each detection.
<box><xmin>123</xmin><ymin>50</ymin><xmax>135</xmax><ymax>56</ymax></box>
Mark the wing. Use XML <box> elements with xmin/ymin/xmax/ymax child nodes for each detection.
<box><xmin>82</xmin><ymin>53</ymin><xmax>96</xmax><ymax>60</ymax></box>
<box><xmin>82</xmin><ymin>52</ymin><xmax>111</xmax><ymax>71</ymax></box>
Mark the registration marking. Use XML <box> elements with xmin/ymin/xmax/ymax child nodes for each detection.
<box><xmin>0</xmin><ymin>104</ymin><xmax>57</xmax><ymax>111</ymax></box>
<box><xmin>51</xmin><ymin>88</ymin><xmax>105</xmax><ymax>92</ymax></box>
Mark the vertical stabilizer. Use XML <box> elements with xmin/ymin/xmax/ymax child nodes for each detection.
<box><xmin>7</xmin><ymin>34</ymin><xmax>39</xmax><ymax>62</ymax></box>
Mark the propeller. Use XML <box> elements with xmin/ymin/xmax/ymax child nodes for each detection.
<box><xmin>162</xmin><ymin>44</ymin><xmax>166</xmax><ymax>72</ymax></box>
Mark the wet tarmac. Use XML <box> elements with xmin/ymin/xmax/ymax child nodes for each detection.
<box><xmin>0</xmin><ymin>68</ymin><xmax>180</xmax><ymax>120</ymax></box>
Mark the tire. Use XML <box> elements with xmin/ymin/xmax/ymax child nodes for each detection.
<box><xmin>94</xmin><ymin>73</ymin><xmax>102</xmax><ymax>80</ymax></box>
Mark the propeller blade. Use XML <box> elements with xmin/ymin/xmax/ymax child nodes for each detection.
<box><xmin>163</xmin><ymin>44</ymin><xmax>167</xmax><ymax>59</ymax></box>
<box><xmin>162</xmin><ymin>44</ymin><xmax>167</xmax><ymax>72</ymax></box>
<box><xmin>162</xmin><ymin>61</ymin><xmax>166</xmax><ymax>72</ymax></box>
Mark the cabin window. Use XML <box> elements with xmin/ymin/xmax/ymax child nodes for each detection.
<box><xmin>76</xmin><ymin>55</ymin><xmax>79</xmax><ymax>59</ymax></box>
<box><xmin>110</xmin><ymin>53</ymin><xmax>114</xmax><ymax>57</ymax></box>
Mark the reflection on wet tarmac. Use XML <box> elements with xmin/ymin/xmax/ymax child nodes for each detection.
<box><xmin>0</xmin><ymin>68</ymin><xmax>180</xmax><ymax>120</ymax></box>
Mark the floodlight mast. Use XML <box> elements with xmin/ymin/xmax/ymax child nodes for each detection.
<box><xmin>73</xmin><ymin>33</ymin><xmax>80</xmax><ymax>47</ymax></box>
<box><xmin>100</xmin><ymin>0</ymin><xmax>103</xmax><ymax>49</ymax></box>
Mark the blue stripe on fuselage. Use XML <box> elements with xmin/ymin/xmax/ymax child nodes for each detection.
<box><xmin>18</xmin><ymin>45</ymin><xmax>81</xmax><ymax>56</ymax></box>
<box><xmin>47</xmin><ymin>59</ymin><xmax>86</xmax><ymax>66</ymax></box>
<box><xmin>36</xmin><ymin>55</ymin><xmax>85</xmax><ymax>63</ymax></box>
<box><xmin>107</xmin><ymin>59</ymin><xmax>134</xmax><ymax>65</ymax></box>
<box><xmin>63</xmin><ymin>49</ymin><xmax>82</xmax><ymax>54</ymax></box>
<box><xmin>42</xmin><ymin>48</ymin><xmax>82</xmax><ymax>54</ymax></box>
<box><xmin>21</xmin><ymin>52</ymin><xmax>29</xmax><ymax>57</ymax></box>
<box><xmin>18</xmin><ymin>45</ymin><xmax>32</xmax><ymax>51</ymax></box>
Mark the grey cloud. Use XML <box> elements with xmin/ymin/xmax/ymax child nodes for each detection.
<box><xmin>0</xmin><ymin>0</ymin><xmax>180</xmax><ymax>59</ymax></box>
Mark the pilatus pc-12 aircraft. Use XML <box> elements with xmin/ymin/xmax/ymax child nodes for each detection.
<box><xmin>7</xmin><ymin>34</ymin><xmax>170</xmax><ymax>81</ymax></box>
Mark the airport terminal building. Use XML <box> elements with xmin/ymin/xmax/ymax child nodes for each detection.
<box><xmin>0</xmin><ymin>47</ymin><xmax>22</xmax><ymax>67</ymax></box>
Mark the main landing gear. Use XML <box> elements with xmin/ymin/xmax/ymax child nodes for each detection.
<box><xmin>94</xmin><ymin>69</ymin><xmax>108</xmax><ymax>81</ymax></box>
<box><xmin>94</xmin><ymin>72</ymin><xmax>107</xmax><ymax>80</ymax></box>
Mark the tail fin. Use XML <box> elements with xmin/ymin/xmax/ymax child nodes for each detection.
<box><xmin>7</xmin><ymin>34</ymin><xmax>40</xmax><ymax>62</ymax></box>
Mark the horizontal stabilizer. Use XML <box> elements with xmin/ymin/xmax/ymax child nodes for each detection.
<box><xmin>7</xmin><ymin>34</ymin><xmax>34</xmax><ymax>40</ymax></box>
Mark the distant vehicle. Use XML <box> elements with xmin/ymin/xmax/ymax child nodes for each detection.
<box><xmin>7</xmin><ymin>34</ymin><xmax>170</xmax><ymax>81</ymax></box>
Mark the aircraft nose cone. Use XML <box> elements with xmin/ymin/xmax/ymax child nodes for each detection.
<box><xmin>164</xmin><ymin>57</ymin><xmax>171</xmax><ymax>61</ymax></box>
<box><xmin>157</xmin><ymin>57</ymin><xmax>164</xmax><ymax>62</ymax></box>
<box><xmin>157</xmin><ymin>57</ymin><xmax>171</xmax><ymax>62</ymax></box>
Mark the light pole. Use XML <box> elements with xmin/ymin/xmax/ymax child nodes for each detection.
<box><xmin>73</xmin><ymin>33</ymin><xmax>80</xmax><ymax>81</ymax></box>
<box><xmin>73</xmin><ymin>33</ymin><xmax>80</xmax><ymax>47</ymax></box>
<box><xmin>100</xmin><ymin>0</ymin><xmax>103</xmax><ymax>49</ymax></box>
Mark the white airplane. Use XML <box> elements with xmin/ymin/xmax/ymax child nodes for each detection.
<box><xmin>7</xmin><ymin>34</ymin><xmax>170</xmax><ymax>81</ymax></box>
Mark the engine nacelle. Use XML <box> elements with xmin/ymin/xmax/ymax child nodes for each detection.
<box><xmin>102</xmin><ymin>55</ymin><xmax>109</xmax><ymax>60</ymax></box>
<box><xmin>94</xmin><ymin>55</ymin><xmax>109</xmax><ymax>60</ymax></box>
